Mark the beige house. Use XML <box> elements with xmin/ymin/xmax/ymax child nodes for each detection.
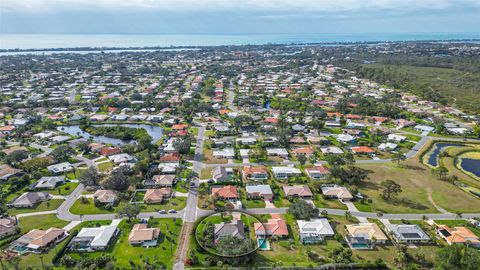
<box><xmin>143</xmin><ymin>188</ymin><xmax>171</xmax><ymax>203</ymax></box>
<box><xmin>128</xmin><ymin>224</ymin><xmax>160</xmax><ymax>247</ymax></box>
<box><xmin>10</xmin><ymin>228</ymin><xmax>67</xmax><ymax>254</ymax></box>
<box><xmin>282</xmin><ymin>185</ymin><xmax>313</xmax><ymax>198</ymax></box>
<box><xmin>93</xmin><ymin>190</ymin><xmax>117</xmax><ymax>205</ymax></box>
<box><xmin>345</xmin><ymin>223</ymin><xmax>388</xmax><ymax>249</ymax></box>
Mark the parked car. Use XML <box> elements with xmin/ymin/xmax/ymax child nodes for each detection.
<box><xmin>158</xmin><ymin>210</ymin><xmax>167</xmax><ymax>214</ymax></box>
<box><xmin>168</xmin><ymin>209</ymin><xmax>176</xmax><ymax>213</ymax></box>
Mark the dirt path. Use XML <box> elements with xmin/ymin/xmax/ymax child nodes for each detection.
<box><xmin>427</xmin><ymin>187</ymin><xmax>449</xmax><ymax>214</ymax></box>
<box><xmin>174</xmin><ymin>222</ymin><xmax>194</xmax><ymax>270</ymax></box>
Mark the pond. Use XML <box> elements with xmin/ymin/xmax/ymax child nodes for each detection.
<box><xmin>459</xmin><ymin>158</ymin><xmax>480</xmax><ymax>178</ymax></box>
<box><xmin>427</xmin><ymin>143</ymin><xmax>463</xmax><ymax>167</ymax></box>
<box><xmin>57</xmin><ymin>124</ymin><xmax>163</xmax><ymax>146</ymax></box>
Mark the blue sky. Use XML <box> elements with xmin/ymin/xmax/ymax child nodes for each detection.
<box><xmin>1</xmin><ymin>0</ymin><xmax>479</xmax><ymax>34</ymax></box>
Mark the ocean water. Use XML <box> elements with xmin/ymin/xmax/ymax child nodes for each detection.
<box><xmin>1</xmin><ymin>33</ymin><xmax>479</xmax><ymax>50</ymax></box>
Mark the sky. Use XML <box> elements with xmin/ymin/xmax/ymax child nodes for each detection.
<box><xmin>1</xmin><ymin>0</ymin><xmax>479</xmax><ymax>34</ymax></box>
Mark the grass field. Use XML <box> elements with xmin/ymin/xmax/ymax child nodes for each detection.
<box><xmin>18</xmin><ymin>214</ymin><xmax>69</xmax><ymax>233</ymax></box>
<box><xmin>7</xmin><ymin>199</ymin><xmax>64</xmax><ymax>215</ymax></box>
<box><xmin>356</xmin><ymin>159</ymin><xmax>480</xmax><ymax>213</ymax></box>
<box><xmin>70</xmin><ymin>197</ymin><xmax>187</xmax><ymax>215</ymax></box>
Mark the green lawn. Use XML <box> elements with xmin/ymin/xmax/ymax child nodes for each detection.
<box><xmin>313</xmin><ymin>195</ymin><xmax>348</xmax><ymax>210</ymax></box>
<box><xmin>18</xmin><ymin>214</ymin><xmax>69</xmax><ymax>233</ymax></box>
<box><xmin>70</xmin><ymin>197</ymin><xmax>187</xmax><ymax>215</ymax></box>
<box><xmin>97</xmin><ymin>161</ymin><xmax>114</xmax><ymax>172</ymax></box>
<box><xmin>69</xmin><ymin>218</ymin><xmax>182</xmax><ymax>268</ymax></box>
<box><xmin>8</xmin><ymin>199</ymin><xmax>64</xmax><ymax>215</ymax></box>
<box><xmin>356</xmin><ymin>160</ymin><xmax>480</xmax><ymax>213</ymax></box>
<box><xmin>244</xmin><ymin>199</ymin><xmax>266</xmax><ymax>209</ymax></box>
<box><xmin>48</xmin><ymin>182</ymin><xmax>79</xmax><ymax>195</ymax></box>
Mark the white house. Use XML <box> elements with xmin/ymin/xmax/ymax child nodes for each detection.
<box><xmin>271</xmin><ymin>166</ymin><xmax>302</xmax><ymax>179</ymax></box>
<box><xmin>266</xmin><ymin>148</ymin><xmax>289</xmax><ymax>158</ymax></box>
<box><xmin>297</xmin><ymin>219</ymin><xmax>334</xmax><ymax>244</ymax></box>
<box><xmin>213</xmin><ymin>148</ymin><xmax>235</xmax><ymax>159</ymax></box>
<box><xmin>387</xmin><ymin>134</ymin><xmax>406</xmax><ymax>143</ymax></box>
<box><xmin>47</xmin><ymin>162</ymin><xmax>73</xmax><ymax>174</ymax></box>
<box><xmin>70</xmin><ymin>225</ymin><xmax>119</xmax><ymax>251</ymax></box>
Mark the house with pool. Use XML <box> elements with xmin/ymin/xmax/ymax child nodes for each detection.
<box><xmin>297</xmin><ymin>218</ymin><xmax>334</xmax><ymax>244</ymax></box>
<box><xmin>345</xmin><ymin>223</ymin><xmax>388</xmax><ymax>249</ymax></box>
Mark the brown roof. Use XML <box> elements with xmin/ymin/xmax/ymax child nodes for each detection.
<box><xmin>18</xmin><ymin>228</ymin><xmax>66</xmax><ymax>248</ymax></box>
<box><xmin>282</xmin><ymin>185</ymin><xmax>313</xmax><ymax>197</ymax></box>
<box><xmin>144</xmin><ymin>188</ymin><xmax>171</xmax><ymax>202</ymax></box>
<box><xmin>128</xmin><ymin>224</ymin><xmax>160</xmax><ymax>242</ymax></box>
<box><xmin>437</xmin><ymin>225</ymin><xmax>480</xmax><ymax>244</ymax></box>
<box><xmin>211</xmin><ymin>185</ymin><xmax>238</xmax><ymax>199</ymax></box>
<box><xmin>152</xmin><ymin>175</ymin><xmax>175</xmax><ymax>186</ymax></box>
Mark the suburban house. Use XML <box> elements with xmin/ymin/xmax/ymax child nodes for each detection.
<box><xmin>108</xmin><ymin>153</ymin><xmax>136</xmax><ymax>164</ymax></box>
<box><xmin>387</xmin><ymin>134</ymin><xmax>406</xmax><ymax>143</ymax></box>
<box><xmin>266</xmin><ymin>148</ymin><xmax>289</xmax><ymax>158</ymax></box>
<box><xmin>345</xmin><ymin>223</ymin><xmax>388</xmax><ymax>249</ymax></box>
<box><xmin>414</xmin><ymin>124</ymin><xmax>435</xmax><ymax>134</ymax></box>
<box><xmin>351</xmin><ymin>146</ymin><xmax>376</xmax><ymax>156</ymax></box>
<box><xmin>30</xmin><ymin>176</ymin><xmax>65</xmax><ymax>190</ymax></box>
<box><xmin>291</xmin><ymin>147</ymin><xmax>314</xmax><ymax>157</ymax></box>
<box><xmin>0</xmin><ymin>165</ymin><xmax>23</xmax><ymax>181</ymax></box>
<box><xmin>297</xmin><ymin>218</ymin><xmax>334</xmax><ymax>244</ymax></box>
<box><xmin>212</xmin><ymin>166</ymin><xmax>234</xmax><ymax>182</ymax></box>
<box><xmin>211</xmin><ymin>185</ymin><xmax>239</xmax><ymax>200</ymax></box>
<box><xmin>212</xmin><ymin>148</ymin><xmax>235</xmax><ymax>159</ymax></box>
<box><xmin>242</xmin><ymin>166</ymin><xmax>269</xmax><ymax>181</ymax></box>
<box><xmin>246</xmin><ymin>185</ymin><xmax>274</xmax><ymax>201</ymax></box>
<box><xmin>254</xmin><ymin>216</ymin><xmax>288</xmax><ymax>238</ymax></box>
<box><xmin>0</xmin><ymin>217</ymin><xmax>18</xmax><ymax>238</ymax></box>
<box><xmin>271</xmin><ymin>166</ymin><xmax>302</xmax><ymax>179</ymax></box>
<box><xmin>10</xmin><ymin>228</ymin><xmax>67</xmax><ymax>254</ymax></box>
<box><xmin>305</xmin><ymin>166</ymin><xmax>331</xmax><ymax>180</ymax></box>
<box><xmin>70</xmin><ymin>225</ymin><xmax>119</xmax><ymax>251</ymax></box>
<box><xmin>321</xmin><ymin>184</ymin><xmax>354</xmax><ymax>202</ymax></box>
<box><xmin>436</xmin><ymin>225</ymin><xmax>480</xmax><ymax>247</ymax></box>
<box><xmin>100</xmin><ymin>146</ymin><xmax>122</xmax><ymax>156</ymax></box>
<box><xmin>128</xmin><ymin>224</ymin><xmax>160</xmax><ymax>247</ymax></box>
<box><xmin>385</xmin><ymin>224</ymin><xmax>430</xmax><ymax>243</ymax></box>
<box><xmin>144</xmin><ymin>175</ymin><xmax>176</xmax><ymax>187</ymax></box>
<box><xmin>47</xmin><ymin>162</ymin><xmax>73</xmax><ymax>174</ymax></box>
<box><xmin>93</xmin><ymin>190</ymin><xmax>117</xmax><ymax>205</ymax></box>
<box><xmin>7</xmin><ymin>192</ymin><xmax>52</xmax><ymax>208</ymax></box>
<box><xmin>214</xmin><ymin>220</ymin><xmax>245</xmax><ymax>243</ymax></box>
<box><xmin>282</xmin><ymin>185</ymin><xmax>313</xmax><ymax>199</ymax></box>
<box><xmin>378</xmin><ymin>143</ymin><xmax>398</xmax><ymax>152</ymax></box>
<box><xmin>143</xmin><ymin>188</ymin><xmax>172</xmax><ymax>203</ymax></box>
<box><xmin>320</xmin><ymin>146</ymin><xmax>344</xmax><ymax>155</ymax></box>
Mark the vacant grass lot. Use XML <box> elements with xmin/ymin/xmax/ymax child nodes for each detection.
<box><xmin>70</xmin><ymin>197</ymin><xmax>187</xmax><ymax>215</ymax></box>
<box><xmin>7</xmin><ymin>199</ymin><xmax>64</xmax><ymax>215</ymax></box>
<box><xmin>18</xmin><ymin>214</ymin><xmax>69</xmax><ymax>233</ymax></box>
<box><xmin>48</xmin><ymin>181</ymin><xmax>79</xmax><ymax>195</ymax></box>
<box><xmin>357</xmin><ymin>159</ymin><xmax>480</xmax><ymax>213</ymax></box>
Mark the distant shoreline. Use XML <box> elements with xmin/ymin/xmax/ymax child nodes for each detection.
<box><xmin>1</xmin><ymin>32</ymin><xmax>479</xmax><ymax>52</ymax></box>
<box><xmin>1</xmin><ymin>39</ymin><xmax>479</xmax><ymax>53</ymax></box>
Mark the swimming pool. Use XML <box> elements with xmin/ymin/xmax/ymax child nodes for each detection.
<box><xmin>257</xmin><ymin>238</ymin><xmax>270</xmax><ymax>250</ymax></box>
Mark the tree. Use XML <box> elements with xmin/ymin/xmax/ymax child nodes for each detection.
<box><xmin>381</xmin><ymin>180</ymin><xmax>402</xmax><ymax>201</ymax></box>
<box><xmin>4</xmin><ymin>150</ymin><xmax>28</xmax><ymax>166</ymax></box>
<box><xmin>392</xmin><ymin>151</ymin><xmax>406</xmax><ymax>167</ymax></box>
<box><xmin>51</xmin><ymin>145</ymin><xmax>75</xmax><ymax>162</ymax></box>
<box><xmin>78</xmin><ymin>166</ymin><xmax>101</xmax><ymax>187</ymax></box>
<box><xmin>117</xmin><ymin>204</ymin><xmax>140</xmax><ymax>221</ymax></box>
<box><xmin>103</xmin><ymin>167</ymin><xmax>130</xmax><ymax>191</ymax></box>
<box><xmin>435</xmin><ymin>245</ymin><xmax>480</xmax><ymax>270</ymax></box>
<box><xmin>331</xmin><ymin>166</ymin><xmax>369</xmax><ymax>185</ymax></box>
<box><xmin>174</xmin><ymin>136</ymin><xmax>193</xmax><ymax>155</ymax></box>
<box><xmin>432</xmin><ymin>166</ymin><xmax>448</xmax><ymax>180</ymax></box>
<box><xmin>288</xmin><ymin>200</ymin><xmax>319</xmax><ymax>220</ymax></box>
<box><xmin>297</xmin><ymin>154</ymin><xmax>307</xmax><ymax>166</ymax></box>
<box><xmin>77</xmin><ymin>141</ymin><xmax>91</xmax><ymax>154</ymax></box>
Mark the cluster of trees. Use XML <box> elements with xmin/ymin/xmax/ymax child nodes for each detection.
<box><xmin>83</xmin><ymin>125</ymin><xmax>152</xmax><ymax>148</ymax></box>
<box><xmin>51</xmin><ymin>145</ymin><xmax>76</xmax><ymax>162</ymax></box>
<box><xmin>288</xmin><ymin>200</ymin><xmax>319</xmax><ymax>220</ymax></box>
